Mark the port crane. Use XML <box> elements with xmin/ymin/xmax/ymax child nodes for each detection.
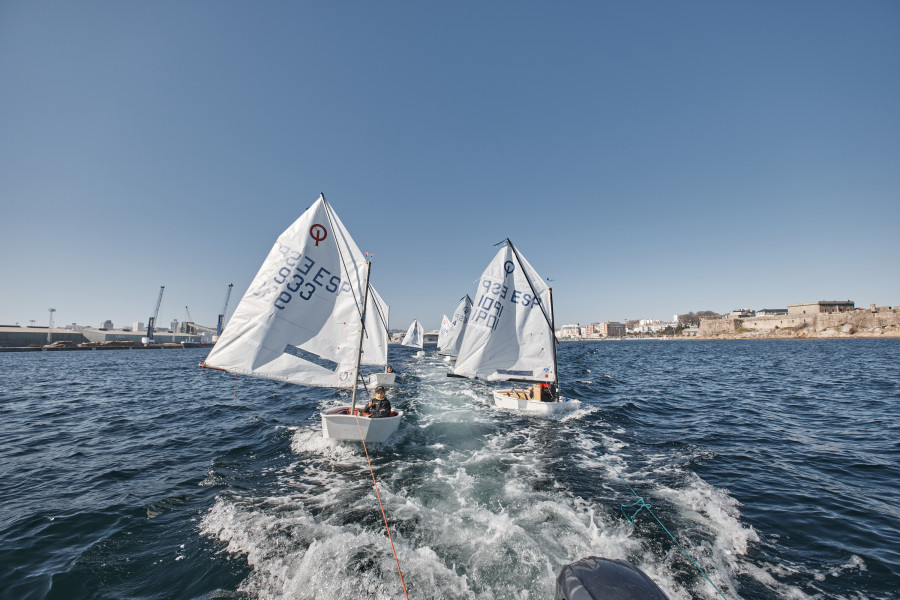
<box><xmin>217</xmin><ymin>283</ymin><xmax>234</xmax><ymax>336</ymax></box>
<box><xmin>146</xmin><ymin>286</ymin><xmax>165</xmax><ymax>342</ymax></box>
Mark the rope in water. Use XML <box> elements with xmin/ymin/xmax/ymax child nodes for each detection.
<box><xmin>356</xmin><ymin>415</ymin><xmax>410</xmax><ymax>599</ymax></box>
<box><xmin>600</xmin><ymin>453</ymin><xmax>728</xmax><ymax>600</ymax></box>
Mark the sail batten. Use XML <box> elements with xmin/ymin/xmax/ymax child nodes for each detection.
<box><xmin>452</xmin><ymin>241</ymin><xmax>555</xmax><ymax>382</ymax></box>
<box><xmin>203</xmin><ymin>195</ymin><xmax>387</xmax><ymax>389</ymax></box>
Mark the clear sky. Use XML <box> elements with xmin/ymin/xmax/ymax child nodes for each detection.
<box><xmin>1</xmin><ymin>1</ymin><xmax>898</xmax><ymax>331</ymax></box>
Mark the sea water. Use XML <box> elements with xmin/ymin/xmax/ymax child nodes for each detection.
<box><xmin>1</xmin><ymin>340</ymin><xmax>897</xmax><ymax>599</ymax></box>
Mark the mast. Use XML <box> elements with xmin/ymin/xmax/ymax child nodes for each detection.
<box><xmin>349</xmin><ymin>261</ymin><xmax>373</xmax><ymax>414</ymax></box>
<box><xmin>549</xmin><ymin>287</ymin><xmax>560</xmax><ymax>396</ymax></box>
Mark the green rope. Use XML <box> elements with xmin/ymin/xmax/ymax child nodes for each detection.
<box><xmin>601</xmin><ymin>454</ymin><xmax>729</xmax><ymax>600</ymax></box>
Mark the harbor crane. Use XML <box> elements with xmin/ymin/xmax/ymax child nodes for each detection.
<box><xmin>217</xmin><ymin>283</ymin><xmax>234</xmax><ymax>336</ymax></box>
<box><xmin>146</xmin><ymin>286</ymin><xmax>165</xmax><ymax>342</ymax></box>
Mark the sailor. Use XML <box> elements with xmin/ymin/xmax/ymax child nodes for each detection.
<box><xmin>534</xmin><ymin>382</ymin><xmax>556</xmax><ymax>402</ymax></box>
<box><xmin>386</xmin><ymin>365</ymin><xmax>394</xmax><ymax>373</ymax></box>
<box><xmin>362</xmin><ymin>386</ymin><xmax>392</xmax><ymax>418</ymax></box>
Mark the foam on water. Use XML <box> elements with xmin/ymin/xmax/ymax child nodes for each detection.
<box><xmin>198</xmin><ymin>352</ymin><xmax>745</xmax><ymax>599</ymax></box>
<box><xmin>189</xmin><ymin>342</ymin><xmax>900</xmax><ymax>599</ymax></box>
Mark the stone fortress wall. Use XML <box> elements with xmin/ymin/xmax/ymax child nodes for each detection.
<box><xmin>698</xmin><ymin>305</ymin><xmax>900</xmax><ymax>338</ymax></box>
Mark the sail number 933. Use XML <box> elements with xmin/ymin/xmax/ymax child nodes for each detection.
<box><xmin>271</xmin><ymin>249</ymin><xmax>351</xmax><ymax>310</ymax></box>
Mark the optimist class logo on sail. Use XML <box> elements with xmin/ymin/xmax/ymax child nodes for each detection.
<box><xmin>309</xmin><ymin>224</ymin><xmax>327</xmax><ymax>246</ymax></box>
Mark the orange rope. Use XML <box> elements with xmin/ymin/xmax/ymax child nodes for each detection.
<box><xmin>356</xmin><ymin>415</ymin><xmax>410</xmax><ymax>599</ymax></box>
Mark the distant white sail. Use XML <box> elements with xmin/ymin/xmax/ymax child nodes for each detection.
<box><xmin>204</xmin><ymin>195</ymin><xmax>379</xmax><ymax>389</ymax></box>
<box><xmin>436</xmin><ymin>315</ymin><xmax>451</xmax><ymax>351</ymax></box>
<box><xmin>402</xmin><ymin>319</ymin><xmax>424</xmax><ymax>349</ymax></box>
<box><xmin>438</xmin><ymin>295</ymin><xmax>472</xmax><ymax>357</ymax></box>
<box><xmin>453</xmin><ymin>242</ymin><xmax>555</xmax><ymax>382</ymax></box>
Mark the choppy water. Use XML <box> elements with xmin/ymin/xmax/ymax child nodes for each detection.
<box><xmin>1</xmin><ymin>340</ymin><xmax>898</xmax><ymax>599</ymax></box>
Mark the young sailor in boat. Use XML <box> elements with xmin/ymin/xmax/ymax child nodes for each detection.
<box><xmin>529</xmin><ymin>382</ymin><xmax>557</xmax><ymax>402</ymax></box>
<box><xmin>362</xmin><ymin>386</ymin><xmax>392</xmax><ymax>418</ymax></box>
<box><xmin>386</xmin><ymin>365</ymin><xmax>394</xmax><ymax>373</ymax></box>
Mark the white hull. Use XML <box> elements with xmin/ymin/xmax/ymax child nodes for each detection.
<box><xmin>416</xmin><ymin>350</ymin><xmax>425</xmax><ymax>357</ymax></box>
<box><xmin>492</xmin><ymin>389</ymin><xmax>581</xmax><ymax>415</ymax></box>
<box><xmin>368</xmin><ymin>372</ymin><xmax>397</xmax><ymax>386</ymax></box>
<box><xmin>321</xmin><ymin>407</ymin><xmax>403</xmax><ymax>442</ymax></box>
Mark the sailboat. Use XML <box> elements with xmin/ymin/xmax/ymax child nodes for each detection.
<box><xmin>437</xmin><ymin>294</ymin><xmax>472</xmax><ymax>360</ymax></box>
<box><xmin>452</xmin><ymin>239</ymin><xmax>580</xmax><ymax>415</ymax></box>
<box><xmin>200</xmin><ymin>194</ymin><xmax>402</xmax><ymax>443</ymax></box>
<box><xmin>367</xmin><ymin>307</ymin><xmax>397</xmax><ymax>388</ymax></box>
<box><xmin>436</xmin><ymin>315</ymin><xmax>452</xmax><ymax>352</ymax></box>
<box><xmin>402</xmin><ymin>319</ymin><xmax>425</xmax><ymax>357</ymax></box>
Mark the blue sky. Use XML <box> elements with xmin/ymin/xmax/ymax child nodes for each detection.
<box><xmin>1</xmin><ymin>1</ymin><xmax>897</xmax><ymax>331</ymax></box>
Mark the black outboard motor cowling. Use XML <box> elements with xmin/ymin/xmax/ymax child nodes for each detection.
<box><xmin>556</xmin><ymin>556</ymin><xmax>669</xmax><ymax>600</ymax></box>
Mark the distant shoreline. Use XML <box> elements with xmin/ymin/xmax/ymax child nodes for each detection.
<box><xmin>560</xmin><ymin>332</ymin><xmax>900</xmax><ymax>341</ymax></box>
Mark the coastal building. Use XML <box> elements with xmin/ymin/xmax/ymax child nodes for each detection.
<box><xmin>729</xmin><ymin>308</ymin><xmax>755</xmax><ymax>318</ymax></box>
<box><xmin>788</xmin><ymin>301</ymin><xmax>854</xmax><ymax>315</ymax></box>
<box><xmin>597</xmin><ymin>321</ymin><xmax>626</xmax><ymax>337</ymax></box>
<box><xmin>697</xmin><ymin>299</ymin><xmax>900</xmax><ymax>337</ymax></box>
<box><xmin>0</xmin><ymin>326</ymin><xmax>88</xmax><ymax>348</ymax></box>
<box><xmin>636</xmin><ymin>319</ymin><xmax>677</xmax><ymax>333</ymax></box>
<box><xmin>80</xmin><ymin>328</ymin><xmax>202</xmax><ymax>344</ymax></box>
<box><xmin>559</xmin><ymin>324</ymin><xmax>581</xmax><ymax>338</ymax></box>
<box><xmin>756</xmin><ymin>308</ymin><xmax>787</xmax><ymax>316</ymax></box>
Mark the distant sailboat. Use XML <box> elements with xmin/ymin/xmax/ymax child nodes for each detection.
<box><xmin>436</xmin><ymin>315</ymin><xmax>452</xmax><ymax>352</ymax></box>
<box><xmin>201</xmin><ymin>194</ymin><xmax>402</xmax><ymax>442</ymax></box>
<box><xmin>452</xmin><ymin>239</ymin><xmax>580</xmax><ymax>415</ymax></box>
<box><xmin>368</xmin><ymin>303</ymin><xmax>397</xmax><ymax>387</ymax></box>
<box><xmin>437</xmin><ymin>294</ymin><xmax>472</xmax><ymax>359</ymax></box>
<box><xmin>403</xmin><ymin>319</ymin><xmax>425</xmax><ymax>357</ymax></box>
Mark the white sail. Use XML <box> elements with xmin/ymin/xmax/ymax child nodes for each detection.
<box><xmin>438</xmin><ymin>295</ymin><xmax>472</xmax><ymax>357</ymax></box>
<box><xmin>453</xmin><ymin>242</ymin><xmax>555</xmax><ymax>382</ymax></box>
<box><xmin>204</xmin><ymin>195</ymin><xmax>376</xmax><ymax>389</ymax></box>
<box><xmin>361</xmin><ymin>285</ymin><xmax>389</xmax><ymax>366</ymax></box>
<box><xmin>436</xmin><ymin>315</ymin><xmax>451</xmax><ymax>351</ymax></box>
<box><xmin>402</xmin><ymin>319</ymin><xmax>424</xmax><ymax>348</ymax></box>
